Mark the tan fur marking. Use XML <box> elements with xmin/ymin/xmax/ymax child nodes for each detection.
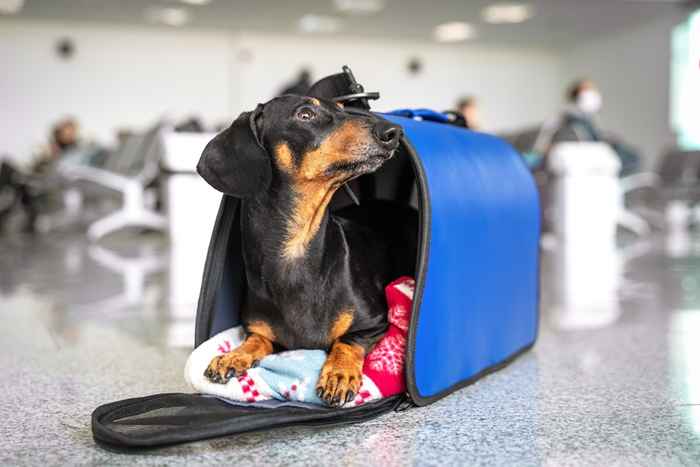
<box><xmin>309</xmin><ymin>97</ymin><xmax>321</xmax><ymax>106</ymax></box>
<box><xmin>274</xmin><ymin>142</ymin><xmax>294</xmax><ymax>173</ymax></box>
<box><xmin>298</xmin><ymin>120</ymin><xmax>365</xmax><ymax>181</ymax></box>
<box><xmin>236</xmin><ymin>333</ymin><xmax>274</xmax><ymax>358</ymax></box>
<box><xmin>248</xmin><ymin>321</ymin><xmax>276</xmax><ymax>342</ymax></box>
<box><xmin>205</xmin><ymin>332</ymin><xmax>274</xmax><ymax>380</ymax></box>
<box><xmin>282</xmin><ymin>121</ymin><xmax>371</xmax><ymax>260</ymax></box>
<box><xmin>328</xmin><ymin>310</ymin><xmax>354</xmax><ymax>343</ymax></box>
<box><xmin>282</xmin><ymin>181</ymin><xmax>336</xmax><ymax>259</ymax></box>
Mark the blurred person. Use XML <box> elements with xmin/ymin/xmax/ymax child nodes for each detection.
<box><xmin>551</xmin><ymin>79</ymin><xmax>640</xmax><ymax>176</ymax></box>
<box><xmin>0</xmin><ymin>119</ymin><xmax>79</xmax><ymax>233</ymax></box>
<box><xmin>52</xmin><ymin>118</ymin><xmax>79</xmax><ymax>154</ymax></box>
<box><xmin>174</xmin><ymin>116</ymin><xmax>205</xmax><ymax>133</ymax></box>
<box><xmin>31</xmin><ymin>117</ymin><xmax>81</xmax><ymax>174</ymax></box>
<box><xmin>0</xmin><ymin>156</ymin><xmax>40</xmax><ymax>233</ymax></box>
<box><xmin>39</xmin><ymin>117</ymin><xmax>108</xmax><ymax>171</ymax></box>
<box><xmin>2</xmin><ymin>117</ymin><xmax>105</xmax><ymax>233</ymax></box>
<box><xmin>456</xmin><ymin>96</ymin><xmax>482</xmax><ymax>130</ymax></box>
<box><xmin>277</xmin><ymin>68</ymin><xmax>312</xmax><ymax>96</ymax></box>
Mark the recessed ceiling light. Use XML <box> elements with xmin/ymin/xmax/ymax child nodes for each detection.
<box><xmin>0</xmin><ymin>0</ymin><xmax>24</xmax><ymax>14</ymax></box>
<box><xmin>333</xmin><ymin>0</ymin><xmax>385</xmax><ymax>15</ymax></box>
<box><xmin>299</xmin><ymin>14</ymin><xmax>343</xmax><ymax>34</ymax></box>
<box><xmin>145</xmin><ymin>6</ymin><xmax>190</xmax><ymax>26</ymax></box>
<box><xmin>433</xmin><ymin>22</ymin><xmax>477</xmax><ymax>43</ymax></box>
<box><xmin>179</xmin><ymin>0</ymin><xmax>211</xmax><ymax>5</ymax></box>
<box><xmin>481</xmin><ymin>3</ymin><xmax>533</xmax><ymax>24</ymax></box>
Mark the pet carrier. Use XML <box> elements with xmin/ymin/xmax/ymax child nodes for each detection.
<box><xmin>91</xmin><ymin>67</ymin><xmax>540</xmax><ymax>449</ymax></box>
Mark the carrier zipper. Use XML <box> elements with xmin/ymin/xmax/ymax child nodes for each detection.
<box><xmin>394</xmin><ymin>393</ymin><xmax>417</xmax><ymax>412</ymax></box>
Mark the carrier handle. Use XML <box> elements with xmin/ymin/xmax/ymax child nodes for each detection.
<box><xmin>385</xmin><ymin>108</ymin><xmax>451</xmax><ymax>123</ymax></box>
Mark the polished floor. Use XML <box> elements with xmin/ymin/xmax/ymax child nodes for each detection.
<box><xmin>1</xmin><ymin>230</ymin><xmax>700</xmax><ymax>466</ymax></box>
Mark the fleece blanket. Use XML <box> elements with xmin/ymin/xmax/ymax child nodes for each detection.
<box><xmin>185</xmin><ymin>277</ymin><xmax>414</xmax><ymax>408</ymax></box>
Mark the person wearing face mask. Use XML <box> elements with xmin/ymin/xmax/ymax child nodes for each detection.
<box><xmin>551</xmin><ymin>79</ymin><xmax>640</xmax><ymax>176</ymax></box>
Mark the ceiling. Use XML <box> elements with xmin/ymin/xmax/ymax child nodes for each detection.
<box><xmin>2</xmin><ymin>0</ymin><xmax>687</xmax><ymax>47</ymax></box>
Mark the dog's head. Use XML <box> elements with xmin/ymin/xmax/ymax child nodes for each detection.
<box><xmin>197</xmin><ymin>95</ymin><xmax>403</xmax><ymax>198</ymax></box>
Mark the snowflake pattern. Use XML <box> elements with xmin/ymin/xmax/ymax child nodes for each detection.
<box><xmin>367</xmin><ymin>334</ymin><xmax>406</xmax><ymax>375</ymax></box>
<box><xmin>217</xmin><ymin>339</ymin><xmax>233</xmax><ymax>354</ymax></box>
<box><xmin>388</xmin><ymin>304</ymin><xmax>409</xmax><ymax>332</ymax></box>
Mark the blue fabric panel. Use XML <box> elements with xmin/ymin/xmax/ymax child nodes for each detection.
<box><xmin>385</xmin><ymin>115</ymin><xmax>540</xmax><ymax>400</ymax></box>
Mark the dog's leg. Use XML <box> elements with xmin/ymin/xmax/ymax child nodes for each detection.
<box><xmin>204</xmin><ymin>332</ymin><xmax>274</xmax><ymax>384</ymax></box>
<box><xmin>316</xmin><ymin>340</ymin><xmax>365</xmax><ymax>407</ymax></box>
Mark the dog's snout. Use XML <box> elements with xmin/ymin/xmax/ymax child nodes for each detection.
<box><xmin>373</xmin><ymin>121</ymin><xmax>402</xmax><ymax>147</ymax></box>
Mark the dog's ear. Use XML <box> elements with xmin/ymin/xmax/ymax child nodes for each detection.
<box><xmin>197</xmin><ymin>104</ymin><xmax>270</xmax><ymax>198</ymax></box>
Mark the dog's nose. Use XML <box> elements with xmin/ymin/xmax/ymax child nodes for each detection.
<box><xmin>373</xmin><ymin>121</ymin><xmax>402</xmax><ymax>147</ymax></box>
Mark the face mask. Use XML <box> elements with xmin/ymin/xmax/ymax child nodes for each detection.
<box><xmin>577</xmin><ymin>89</ymin><xmax>602</xmax><ymax>114</ymax></box>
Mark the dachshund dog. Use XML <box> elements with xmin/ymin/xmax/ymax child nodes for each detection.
<box><xmin>197</xmin><ymin>95</ymin><xmax>416</xmax><ymax>407</ymax></box>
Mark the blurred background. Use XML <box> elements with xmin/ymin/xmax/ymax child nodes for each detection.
<box><xmin>2</xmin><ymin>0</ymin><xmax>700</xmax><ymax>464</ymax></box>
<box><xmin>0</xmin><ymin>0</ymin><xmax>693</xmax><ymax>164</ymax></box>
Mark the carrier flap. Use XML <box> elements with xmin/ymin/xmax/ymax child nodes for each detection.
<box><xmin>91</xmin><ymin>393</ymin><xmax>403</xmax><ymax>449</ymax></box>
<box><xmin>194</xmin><ymin>195</ymin><xmax>246</xmax><ymax>347</ymax></box>
<box><xmin>384</xmin><ymin>115</ymin><xmax>540</xmax><ymax>406</ymax></box>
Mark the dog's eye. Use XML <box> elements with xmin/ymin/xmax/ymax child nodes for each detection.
<box><xmin>296</xmin><ymin>108</ymin><xmax>316</xmax><ymax>121</ymax></box>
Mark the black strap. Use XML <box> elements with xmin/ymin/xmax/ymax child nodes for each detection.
<box><xmin>308</xmin><ymin>65</ymin><xmax>379</xmax><ymax>110</ymax></box>
<box><xmin>92</xmin><ymin>392</ymin><xmax>404</xmax><ymax>449</ymax></box>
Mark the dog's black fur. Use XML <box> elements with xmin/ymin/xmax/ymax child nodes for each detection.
<box><xmin>197</xmin><ymin>95</ymin><xmax>416</xmax><ymax>407</ymax></box>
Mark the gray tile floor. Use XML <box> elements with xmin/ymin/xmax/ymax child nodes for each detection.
<box><xmin>1</xmin><ymin>231</ymin><xmax>700</xmax><ymax>466</ymax></box>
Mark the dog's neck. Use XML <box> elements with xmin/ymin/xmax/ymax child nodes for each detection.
<box><xmin>242</xmin><ymin>177</ymin><xmax>343</xmax><ymax>276</ymax></box>
<box><xmin>281</xmin><ymin>178</ymin><xmax>342</xmax><ymax>261</ymax></box>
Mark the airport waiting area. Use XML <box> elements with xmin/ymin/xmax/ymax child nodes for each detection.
<box><xmin>2</xmin><ymin>1</ymin><xmax>700</xmax><ymax>465</ymax></box>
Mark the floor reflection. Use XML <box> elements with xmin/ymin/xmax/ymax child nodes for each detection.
<box><xmin>671</xmin><ymin>311</ymin><xmax>700</xmax><ymax>435</ymax></box>
<box><xmin>545</xmin><ymin>244</ymin><xmax>622</xmax><ymax>330</ymax></box>
<box><xmin>83</xmin><ymin>242</ymin><xmax>165</xmax><ymax>313</ymax></box>
<box><xmin>2</xmin><ymin>229</ymin><xmax>700</xmax><ymax>463</ymax></box>
<box><xmin>0</xmin><ymin>231</ymin><xmax>195</xmax><ymax>348</ymax></box>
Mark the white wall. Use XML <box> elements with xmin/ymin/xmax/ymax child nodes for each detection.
<box><xmin>0</xmin><ymin>19</ymin><xmax>564</xmax><ymax>165</ymax></box>
<box><xmin>1</xmin><ymin>15</ymin><xmax>687</xmax><ymax>170</ymax></box>
<box><xmin>234</xmin><ymin>33</ymin><xmax>563</xmax><ymax>135</ymax></box>
<box><xmin>0</xmin><ymin>20</ymin><xmax>234</xmax><ymax>165</ymax></box>
<box><xmin>559</xmin><ymin>11</ymin><xmax>685</xmax><ymax>169</ymax></box>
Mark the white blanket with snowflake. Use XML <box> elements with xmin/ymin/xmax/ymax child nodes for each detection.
<box><xmin>184</xmin><ymin>277</ymin><xmax>414</xmax><ymax>408</ymax></box>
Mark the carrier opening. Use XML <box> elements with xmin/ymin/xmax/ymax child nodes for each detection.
<box><xmin>196</xmin><ymin>137</ymin><xmax>426</xmax><ymax>349</ymax></box>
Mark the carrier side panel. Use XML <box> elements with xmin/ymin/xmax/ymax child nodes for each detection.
<box><xmin>386</xmin><ymin>116</ymin><xmax>540</xmax><ymax>404</ymax></box>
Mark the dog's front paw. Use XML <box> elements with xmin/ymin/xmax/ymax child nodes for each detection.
<box><xmin>204</xmin><ymin>351</ymin><xmax>258</xmax><ymax>384</ymax></box>
<box><xmin>316</xmin><ymin>343</ymin><xmax>364</xmax><ymax>407</ymax></box>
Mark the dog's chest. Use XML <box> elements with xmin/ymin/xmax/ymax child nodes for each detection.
<box><xmin>245</xmin><ymin>281</ymin><xmax>346</xmax><ymax>351</ymax></box>
<box><xmin>277</xmin><ymin>303</ymin><xmax>336</xmax><ymax>350</ymax></box>
<box><xmin>276</xmin><ymin>283</ymin><xmax>350</xmax><ymax>347</ymax></box>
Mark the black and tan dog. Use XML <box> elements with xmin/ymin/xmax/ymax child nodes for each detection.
<box><xmin>197</xmin><ymin>95</ymin><xmax>416</xmax><ymax>407</ymax></box>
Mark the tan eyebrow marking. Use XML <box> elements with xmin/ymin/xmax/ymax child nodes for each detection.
<box><xmin>309</xmin><ymin>97</ymin><xmax>321</xmax><ymax>106</ymax></box>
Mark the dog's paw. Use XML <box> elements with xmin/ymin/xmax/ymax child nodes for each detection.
<box><xmin>316</xmin><ymin>352</ymin><xmax>363</xmax><ymax>407</ymax></box>
<box><xmin>204</xmin><ymin>351</ymin><xmax>258</xmax><ymax>384</ymax></box>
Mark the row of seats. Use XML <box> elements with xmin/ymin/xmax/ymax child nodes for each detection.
<box><xmin>57</xmin><ymin>123</ymin><xmax>167</xmax><ymax>240</ymax></box>
<box><xmin>502</xmin><ymin>124</ymin><xmax>700</xmax><ymax>237</ymax></box>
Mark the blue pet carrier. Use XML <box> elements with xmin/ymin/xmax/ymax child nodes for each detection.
<box><xmin>91</xmin><ymin>68</ymin><xmax>540</xmax><ymax>449</ymax></box>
